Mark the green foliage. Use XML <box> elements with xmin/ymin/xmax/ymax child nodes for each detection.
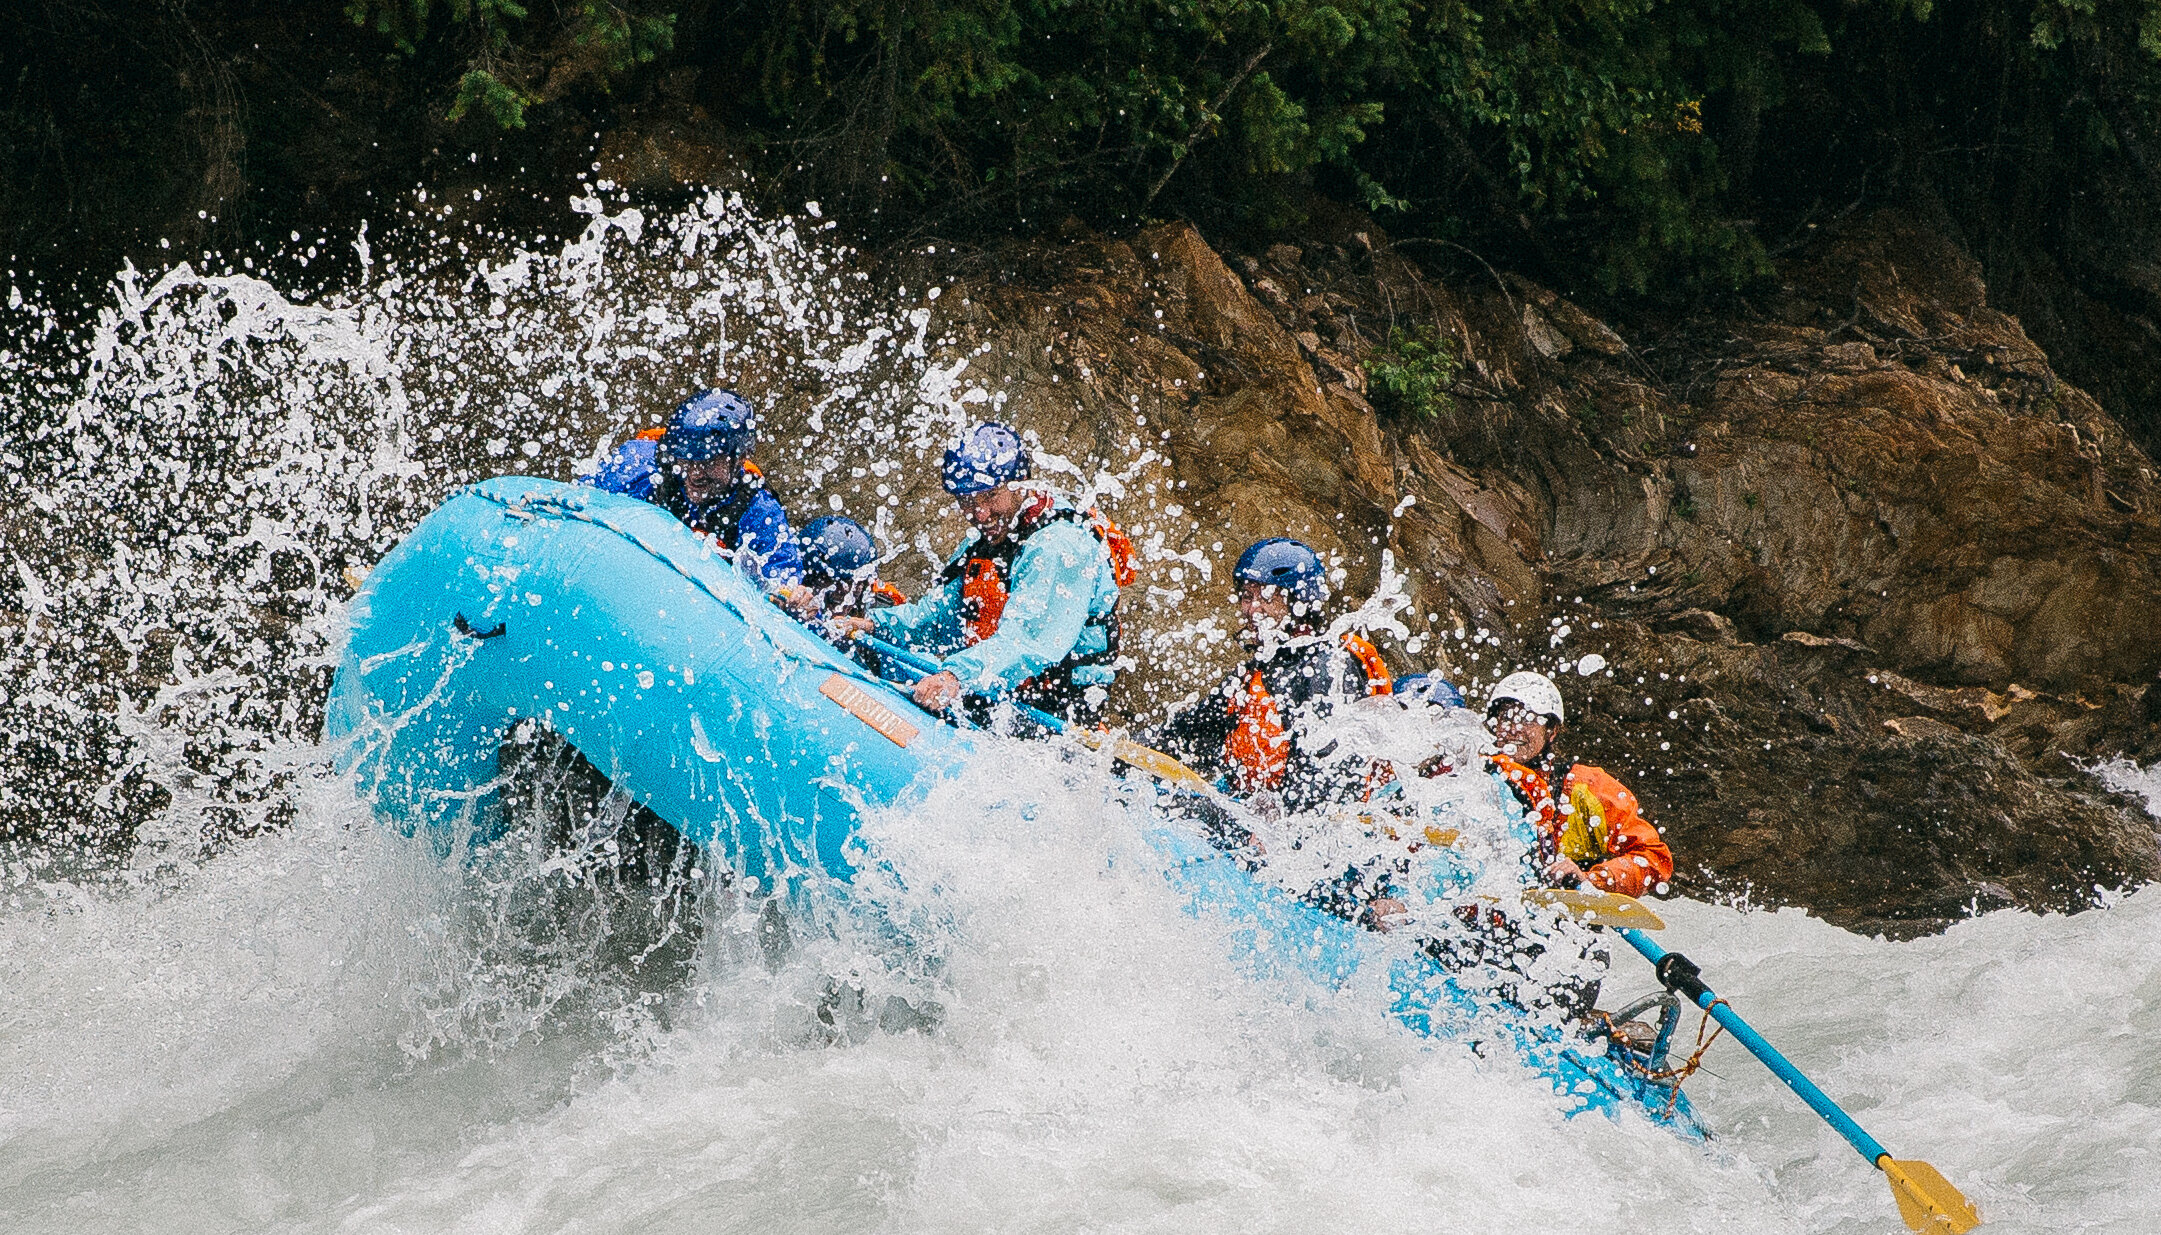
<box><xmin>450</xmin><ymin>69</ymin><xmax>528</xmax><ymax>128</ymax></box>
<box><xmin>346</xmin><ymin>0</ymin><xmax>674</xmax><ymax>128</ymax></box>
<box><xmin>719</xmin><ymin>0</ymin><xmax>1842</xmax><ymax>285</ymax></box>
<box><xmin>331</xmin><ymin>0</ymin><xmax>2161</xmax><ymax>304</ymax></box>
<box><xmin>732</xmin><ymin>0</ymin><xmax>1411</xmax><ymax>228</ymax></box>
<box><xmin>1367</xmin><ymin>325</ymin><xmax>1461</xmax><ymax>420</ymax></box>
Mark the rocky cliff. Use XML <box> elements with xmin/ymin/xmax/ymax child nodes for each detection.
<box><xmin>885</xmin><ymin>208</ymin><xmax>2161</xmax><ymax>937</ymax></box>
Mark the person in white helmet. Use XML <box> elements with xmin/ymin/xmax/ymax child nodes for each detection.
<box><xmin>1484</xmin><ymin>670</ymin><xmax>1673</xmax><ymax>898</ymax></box>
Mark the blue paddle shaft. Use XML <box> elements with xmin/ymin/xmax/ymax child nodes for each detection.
<box><xmin>1617</xmin><ymin>927</ymin><xmax>1890</xmax><ymax>1165</ymax></box>
<box><xmin>855</xmin><ymin>631</ymin><xmax>940</xmax><ymax>678</ymax></box>
<box><xmin>852</xmin><ymin>633</ymin><xmax>1071</xmax><ymax>734</ymax></box>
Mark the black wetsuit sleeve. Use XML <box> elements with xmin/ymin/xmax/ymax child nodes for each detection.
<box><xmin>1276</xmin><ymin>642</ymin><xmax>1372</xmax><ymax>814</ymax></box>
<box><xmin>1140</xmin><ymin>671</ymin><xmax>1240</xmax><ymax>779</ymax></box>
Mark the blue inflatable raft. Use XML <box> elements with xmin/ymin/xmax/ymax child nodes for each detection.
<box><xmin>326</xmin><ymin>477</ymin><xmax>1703</xmax><ymax>1136</ymax></box>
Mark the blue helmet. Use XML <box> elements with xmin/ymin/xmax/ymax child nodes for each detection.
<box><xmin>1393</xmin><ymin>672</ymin><xmax>1466</xmax><ymax>709</ymax></box>
<box><xmin>941</xmin><ymin>421</ymin><xmax>1032</xmax><ymax>496</ymax></box>
<box><xmin>663</xmin><ymin>389</ymin><xmax>758</xmax><ymax>462</ymax></box>
<box><xmin>1233</xmin><ymin>537</ymin><xmax>1327</xmax><ymax>602</ymax></box>
<box><xmin>800</xmin><ymin>515</ymin><xmax>878</xmax><ymax>583</ymax></box>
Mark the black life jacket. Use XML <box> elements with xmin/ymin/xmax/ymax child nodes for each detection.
<box><xmin>654</xmin><ymin>461</ymin><xmax>764</xmax><ymax>549</ymax></box>
<box><xmin>935</xmin><ymin>501</ymin><xmax>1124</xmax><ymax>692</ymax></box>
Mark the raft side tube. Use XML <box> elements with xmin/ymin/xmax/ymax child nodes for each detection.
<box><xmin>325</xmin><ymin>476</ymin><xmax>971</xmax><ymax>884</ymax></box>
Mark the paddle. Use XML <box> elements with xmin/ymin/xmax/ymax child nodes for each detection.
<box><xmin>1523</xmin><ymin>886</ymin><xmax>1666</xmax><ymax>930</ymax></box>
<box><xmin>1615</xmin><ymin>923</ymin><xmax>1981</xmax><ymax>1232</ymax></box>
<box><xmin>857</xmin><ymin>633</ymin><xmax>1677</xmax><ymax>925</ymax></box>
<box><xmin>851</xmin><ymin>632</ymin><xmax>1217</xmax><ymax>792</ymax></box>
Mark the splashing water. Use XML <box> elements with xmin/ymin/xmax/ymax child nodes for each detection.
<box><xmin>3</xmin><ymin>194</ymin><xmax>2157</xmax><ymax>1232</ymax></box>
<box><xmin>1</xmin><ymin>188</ymin><xmax>1007</xmax><ymax>867</ymax></box>
<box><xmin>4</xmin><ymin>742</ymin><xmax>2158</xmax><ymax>1232</ymax></box>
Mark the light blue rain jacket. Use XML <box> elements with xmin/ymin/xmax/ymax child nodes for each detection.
<box><xmin>872</xmin><ymin>505</ymin><xmax>1120</xmax><ymax>695</ymax></box>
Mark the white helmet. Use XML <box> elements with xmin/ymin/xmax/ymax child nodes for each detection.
<box><xmin>1488</xmin><ymin>671</ymin><xmax>1565</xmax><ymax>725</ymax></box>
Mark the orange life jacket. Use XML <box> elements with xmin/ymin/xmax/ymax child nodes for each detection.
<box><xmin>1491</xmin><ymin>755</ymin><xmax>1675</xmax><ymax>897</ymax></box>
<box><xmin>1490</xmin><ymin>754</ymin><xmax>1562</xmax><ymax>845</ymax></box>
<box><xmin>869</xmin><ymin>581</ymin><xmax>907</xmax><ymax>608</ymax></box>
<box><xmin>960</xmin><ymin>557</ymin><xmax>1012</xmax><ymax>646</ymax></box>
<box><xmin>1092</xmin><ymin>509</ymin><xmax>1140</xmax><ymax>587</ymax></box>
<box><xmin>1225</xmin><ymin>666</ymin><xmax>1292</xmax><ymax>793</ymax></box>
<box><xmin>1224</xmin><ymin>633</ymin><xmax>1394</xmax><ymax>794</ymax></box>
<box><xmin>1341</xmin><ymin>632</ymin><xmax>1393</xmax><ymax>696</ymax></box>
<box><xmin>949</xmin><ymin>496</ymin><xmax>1131</xmax><ymax>646</ymax></box>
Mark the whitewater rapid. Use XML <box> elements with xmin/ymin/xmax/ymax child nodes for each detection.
<box><xmin>5</xmin><ymin>187</ymin><xmax>2157</xmax><ymax>1233</ymax></box>
<box><xmin>1</xmin><ymin>753</ymin><xmax>2156</xmax><ymax>1232</ymax></box>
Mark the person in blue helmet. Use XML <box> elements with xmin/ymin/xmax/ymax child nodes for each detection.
<box><xmin>797</xmin><ymin>514</ymin><xmax>913</xmax><ymax>675</ymax></box>
<box><xmin>1391</xmin><ymin>671</ymin><xmax>1469</xmax><ymax>778</ymax></box>
<box><xmin>1392</xmin><ymin>672</ymin><xmax>1466</xmax><ymax>710</ymax></box>
<box><xmin>832</xmin><ymin>421</ymin><xmax>1132</xmax><ymax>724</ymax></box>
<box><xmin>795</xmin><ymin>514</ymin><xmax>905</xmax><ymax>633</ymax></box>
<box><xmin>1143</xmin><ymin>537</ymin><xmax>1392</xmax><ymax>815</ymax></box>
<box><xmin>584</xmin><ymin>388</ymin><xmax>803</xmax><ymax>588</ymax></box>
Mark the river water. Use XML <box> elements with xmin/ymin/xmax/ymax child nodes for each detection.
<box><xmin>2</xmin><ymin>754</ymin><xmax>2156</xmax><ymax>1233</ymax></box>
<box><xmin>3</xmin><ymin>192</ymin><xmax>2157</xmax><ymax>1233</ymax></box>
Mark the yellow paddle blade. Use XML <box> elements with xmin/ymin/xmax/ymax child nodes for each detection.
<box><xmin>1522</xmin><ymin>887</ymin><xmax>1667</xmax><ymax>930</ymax></box>
<box><xmin>1084</xmin><ymin>732</ymin><xmax>1216</xmax><ymax>794</ymax></box>
<box><xmin>1880</xmin><ymin>1158</ymin><xmax>1980</xmax><ymax>1233</ymax></box>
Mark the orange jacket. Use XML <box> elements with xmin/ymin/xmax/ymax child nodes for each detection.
<box><xmin>1225</xmin><ymin>632</ymin><xmax>1394</xmax><ymax>794</ymax></box>
<box><xmin>1225</xmin><ymin>664</ymin><xmax>1292</xmax><ymax>794</ymax></box>
<box><xmin>1491</xmin><ymin>756</ymin><xmax>1674</xmax><ymax>897</ymax></box>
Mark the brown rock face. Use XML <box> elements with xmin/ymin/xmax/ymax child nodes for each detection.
<box><xmin>905</xmin><ymin>207</ymin><xmax>2160</xmax><ymax>936</ymax></box>
<box><xmin>18</xmin><ymin>194</ymin><xmax>2145</xmax><ymax>937</ymax></box>
<box><xmin>1626</xmin><ymin>219</ymin><xmax>2161</xmax><ymax>691</ymax></box>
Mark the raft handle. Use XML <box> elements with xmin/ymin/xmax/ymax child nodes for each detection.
<box><xmin>453</xmin><ymin>613</ymin><xmax>507</xmax><ymax>641</ymax></box>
